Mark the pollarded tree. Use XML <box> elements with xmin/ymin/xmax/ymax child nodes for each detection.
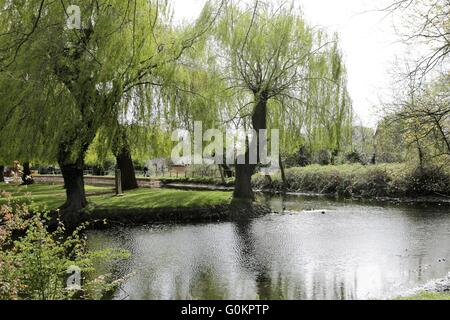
<box><xmin>214</xmin><ymin>0</ymin><xmax>342</xmax><ymax>201</ymax></box>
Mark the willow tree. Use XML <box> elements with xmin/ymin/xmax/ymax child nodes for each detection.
<box><xmin>0</xmin><ymin>0</ymin><xmax>222</xmax><ymax>226</ymax></box>
<box><xmin>215</xmin><ymin>1</ymin><xmax>337</xmax><ymax>201</ymax></box>
<box><xmin>89</xmin><ymin>1</ymin><xmax>224</xmax><ymax>192</ymax></box>
<box><xmin>271</xmin><ymin>34</ymin><xmax>353</xmax><ymax>163</ymax></box>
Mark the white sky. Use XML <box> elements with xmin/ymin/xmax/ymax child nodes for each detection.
<box><xmin>171</xmin><ymin>0</ymin><xmax>406</xmax><ymax>128</ymax></box>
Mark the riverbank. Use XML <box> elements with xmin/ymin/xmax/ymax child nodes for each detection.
<box><xmin>253</xmin><ymin>163</ymin><xmax>450</xmax><ymax>203</ymax></box>
<box><xmin>32</xmin><ymin>163</ymin><xmax>450</xmax><ymax>206</ymax></box>
<box><xmin>0</xmin><ymin>183</ymin><xmax>272</xmax><ymax>225</ymax></box>
<box><xmin>395</xmin><ymin>273</ymin><xmax>450</xmax><ymax>300</ymax></box>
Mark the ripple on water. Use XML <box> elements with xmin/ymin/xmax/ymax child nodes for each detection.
<box><xmin>87</xmin><ymin>195</ymin><xmax>450</xmax><ymax>300</ymax></box>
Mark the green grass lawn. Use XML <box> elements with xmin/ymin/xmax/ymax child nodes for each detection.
<box><xmin>0</xmin><ymin>183</ymin><xmax>112</xmax><ymax>209</ymax></box>
<box><xmin>395</xmin><ymin>291</ymin><xmax>450</xmax><ymax>300</ymax></box>
<box><xmin>0</xmin><ymin>183</ymin><xmax>232</xmax><ymax>210</ymax></box>
<box><xmin>92</xmin><ymin>188</ymin><xmax>232</xmax><ymax>209</ymax></box>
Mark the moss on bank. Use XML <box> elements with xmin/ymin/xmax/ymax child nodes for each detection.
<box><xmin>0</xmin><ymin>183</ymin><xmax>232</xmax><ymax>211</ymax></box>
<box><xmin>395</xmin><ymin>291</ymin><xmax>450</xmax><ymax>300</ymax></box>
<box><xmin>253</xmin><ymin>163</ymin><xmax>450</xmax><ymax>199</ymax></box>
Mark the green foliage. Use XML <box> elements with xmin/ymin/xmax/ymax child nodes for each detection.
<box><xmin>211</xmin><ymin>1</ymin><xmax>354</xmax><ymax>161</ymax></box>
<box><xmin>252</xmin><ymin>163</ymin><xmax>450</xmax><ymax>198</ymax></box>
<box><xmin>0</xmin><ymin>195</ymin><xmax>129</xmax><ymax>300</ymax></box>
<box><xmin>395</xmin><ymin>291</ymin><xmax>450</xmax><ymax>300</ymax></box>
<box><xmin>0</xmin><ymin>0</ymin><xmax>221</xmax><ymax>165</ymax></box>
<box><xmin>375</xmin><ymin>115</ymin><xmax>409</xmax><ymax>163</ymax></box>
<box><xmin>345</xmin><ymin>150</ymin><xmax>365</xmax><ymax>165</ymax></box>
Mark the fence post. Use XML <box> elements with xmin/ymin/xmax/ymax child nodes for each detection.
<box><xmin>115</xmin><ymin>169</ymin><xmax>123</xmax><ymax>195</ymax></box>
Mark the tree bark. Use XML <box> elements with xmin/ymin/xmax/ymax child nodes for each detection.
<box><xmin>116</xmin><ymin>144</ymin><xmax>138</xmax><ymax>191</ymax></box>
<box><xmin>223</xmin><ymin>164</ymin><xmax>233</xmax><ymax>178</ymax></box>
<box><xmin>21</xmin><ymin>162</ymin><xmax>34</xmax><ymax>185</ymax></box>
<box><xmin>59</xmin><ymin>160</ymin><xmax>87</xmax><ymax>228</ymax></box>
<box><xmin>0</xmin><ymin>165</ymin><xmax>4</xmax><ymax>182</ymax></box>
<box><xmin>279</xmin><ymin>153</ymin><xmax>287</xmax><ymax>190</ymax></box>
<box><xmin>233</xmin><ymin>92</ymin><xmax>268</xmax><ymax>202</ymax></box>
<box><xmin>218</xmin><ymin>165</ymin><xmax>226</xmax><ymax>185</ymax></box>
<box><xmin>57</xmin><ymin>142</ymin><xmax>89</xmax><ymax>229</ymax></box>
<box><xmin>234</xmin><ymin>164</ymin><xmax>256</xmax><ymax>201</ymax></box>
<box><xmin>417</xmin><ymin>142</ymin><xmax>425</xmax><ymax>169</ymax></box>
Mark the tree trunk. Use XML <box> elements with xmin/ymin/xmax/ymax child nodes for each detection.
<box><xmin>233</xmin><ymin>93</ymin><xmax>268</xmax><ymax>202</ymax></box>
<box><xmin>218</xmin><ymin>165</ymin><xmax>226</xmax><ymax>185</ymax></box>
<box><xmin>116</xmin><ymin>144</ymin><xmax>138</xmax><ymax>191</ymax></box>
<box><xmin>234</xmin><ymin>164</ymin><xmax>256</xmax><ymax>201</ymax></box>
<box><xmin>59</xmin><ymin>159</ymin><xmax>87</xmax><ymax>228</ymax></box>
<box><xmin>0</xmin><ymin>165</ymin><xmax>4</xmax><ymax>182</ymax></box>
<box><xmin>418</xmin><ymin>142</ymin><xmax>424</xmax><ymax>169</ymax></box>
<box><xmin>279</xmin><ymin>153</ymin><xmax>287</xmax><ymax>190</ymax></box>
<box><xmin>223</xmin><ymin>164</ymin><xmax>233</xmax><ymax>178</ymax></box>
<box><xmin>113</xmin><ymin>125</ymin><xmax>138</xmax><ymax>192</ymax></box>
<box><xmin>21</xmin><ymin>162</ymin><xmax>34</xmax><ymax>185</ymax></box>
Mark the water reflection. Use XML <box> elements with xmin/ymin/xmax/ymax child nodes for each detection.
<box><xmin>88</xmin><ymin>195</ymin><xmax>450</xmax><ymax>300</ymax></box>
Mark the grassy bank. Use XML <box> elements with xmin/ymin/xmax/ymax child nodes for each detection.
<box><xmin>253</xmin><ymin>164</ymin><xmax>450</xmax><ymax>199</ymax></box>
<box><xmin>92</xmin><ymin>188</ymin><xmax>232</xmax><ymax>210</ymax></box>
<box><xmin>158</xmin><ymin>176</ymin><xmax>235</xmax><ymax>187</ymax></box>
<box><xmin>0</xmin><ymin>183</ymin><xmax>232</xmax><ymax>211</ymax></box>
<box><xmin>395</xmin><ymin>291</ymin><xmax>450</xmax><ymax>300</ymax></box>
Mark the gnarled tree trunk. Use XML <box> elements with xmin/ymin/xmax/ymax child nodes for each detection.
<box><xmin>116</xmin><ymin>144</ymin><xmax>138</xmax><ymax>191</ymax></box>
<box><xmin>233</xmin><ymin>92</ymin><xmax>268</xmax><ymax>202</ymax></box>
<box><xmin>58</xmin><ymin>146</ymin><xmax>88</xmax><ymax>228</ymax></box>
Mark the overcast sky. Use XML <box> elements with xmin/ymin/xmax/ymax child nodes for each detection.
<box><xmin>172</xmin><ymin>0</ymin><xmax>406</xmax><ymax>128</ymax></box>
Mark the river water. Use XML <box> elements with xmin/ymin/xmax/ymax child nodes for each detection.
<box><xmin>87</xmin><ymin>195</ymin><xmax>450</xmax><ymax>300</ymax></box>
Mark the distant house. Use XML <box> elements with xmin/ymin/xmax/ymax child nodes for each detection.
<box><xmin>170</xmin><ymin>164</ymin><xmax>187</xmax><ymax>175</ymax></box>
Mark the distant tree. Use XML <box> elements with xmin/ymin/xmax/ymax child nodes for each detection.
<box><xmin>384</xmin><ymin>0</ymin><xmax>450</xmax><ymax>78</ymax></box>
<box><xmin>374</xmin><ymin>116</ymin><xmax>408</xmax><ymax>163</ymax></box>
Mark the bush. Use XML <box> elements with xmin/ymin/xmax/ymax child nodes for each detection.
<box><xmin>345</xmin><ymin>151</ymin><xmax>365</xmax><ymax>165</ymax></box>
<box><xmin>0</xmin><ymin>194</ymin><xmax>129</xmax><ymax>300</ymax></box>
<box><xmin>315</xmin><ymin>149</ymin><xmax>332</xmax><ymax>165</ymax></box>
<box><xmin>405</xmin><ymin>166</ymin><xmax>450</xmax><ymax>196</ymax></box>
<box><xmin>284</xmin><ymin>146</ymin><xmax>312</xmax><ymax>168</ymax></box>
<box><xmin>252</xmin><ymin>163</ymin><xmax>450</xmax><ymax>198</ymax></box>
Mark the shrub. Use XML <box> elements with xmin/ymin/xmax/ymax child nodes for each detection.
<box><xmin>315</xmin><ymin>149</ymin><xmax>332</xmax><ymax>165</ymax></box>
<box><xmin>284</xmin><ymin>146</ymin><xmax>312</xmax><ymax>168</ymax></box>
<box><xmin>405</xmin><ymin>165</ymin><xmax>450</xmax><ymax>196</ymax></box>
<box><xmin>252</xmin><ymin>163</ymin><xmax>450</xmax><ymax>198</ymax></box>
<box><xmin>345</xmin><ymin>151</ymin><xmax>365</xmax><ymax>165</ymax></box>
<box><xmin>0</xmin><ymin>194</ymin><xmax>129</xmax><ymax>300</ymax></box>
